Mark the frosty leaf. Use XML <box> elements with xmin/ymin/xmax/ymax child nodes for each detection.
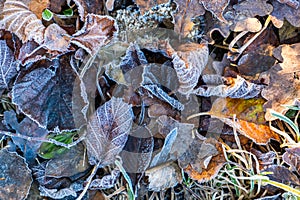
<box><xmin>28</xmin><ymin>0</ymin><xmax>50</xmax><ymax>19</ymax></box>
<box><xmin>85</xmin><ymin>97</ymin><xmax>133</xmax><ymax>167</ymax></box>
<box><xmin>261</xmin><ymin>65</ymin><xmax>300</xmax><ymax>121</ymax></box>
<box><xmin>283</xmin><ymin>147</ymin><xmax>300</xmax><ymax>174</ymax></box>
<box><xmin>72</xmin><ymin>0</ymin><xmax>104</xmax><ymax>21</ymax></box>
<box><xmin>173</xmin><ymin>0</ymin><xmax>205</xmax><ymax>37</ymax></box>
<box><xmin>71</xmin><ymin>14</ymin><xmax>117</xmax><ymax>55</ymax></box>
<box><xmin>200</xmin><ymin>0</ymin><xmax>230</xmax><ymax>22</ymax></box>
<box><xmin>1</xmin><ymin>0</ymin><xmax>45</xmax><ymax>44</ymax></box>
<box><xmin>0</xmin><ymin>149</ymin><xmax>33</xmax><ymax>200</ymax></box>
<box><xmin>0</xmin><ymin>40</ymin><xmax>18</xmax><ymax>95</ymax></box>
<box><xmin>172</xmin><ymin>43</ymin><xmax>209</xmax><ymax>96</ymax></box>
<box><xmin>4</xmin><ymin>110</ymin><xmax>48</xmax><ymax>164</ymax></box>
<box><xmin>44</xmin><ymin>24</ymin><xmax>71</xmax><ymax>52</ymax></box>
<box><xmin>231</xmin><ymin>18</ymin><xmax>262</xmax><ymax>33</ymax></box>
<box><xmin>136</xmin><ymin>0</ymin><xmax>169</xmax><ymax>15</ymax></box>
<box><xmin>45</xmin><ymin>143</ymin><xmax>90</xmax><ymax>178</ymax></box>
<box><xmin>90</xmin><ymin>169</ymin><xmax>120</xmax><ymax>189</ymax></box>
<box><xmin>270</xmin><ymin>0</ymin><xmax>300</xmax><ymax>28</ymax></box>
<box><xmin>272</xmin><ymin>43</ymin><xmax>300</xmax><ymax>74</ymax></box>
<box><xmin>233</xmin><ymin>0</ymin><xmax>273</xmax><ymax>18</ymax></box>
<box><xmin>12</xmin><ymin>55</ymin><xmax>82</xmax><ymax>130</ymax></box>
<box><xmin>39</xmin><ymin>185</ymin><xmax>77</xmax><ymax>199</ymax></box>
<box><xmin>146</xmin><ymin>162</ymin><xmax>182</xmax><ymax>192</ymax></box>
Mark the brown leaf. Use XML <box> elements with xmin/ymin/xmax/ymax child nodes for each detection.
<box><xmin>72</xmin><ymin>0</ymin><xmax>104</xmax><ymax>21</ymax></box>
<box><xmin>85</xmin><ymin>97</ymin><xmax>133</xmax><ymax>167</ymax></box>
<box><xmin>270</xmin><ymin>0</ymin><xmax>300</xmax><ymax>28</ymax></box>
<box><xmin>44</xmin><ymin>24</ymin><xmax>71</xmax><ymax>52</ymax></box>
<box><xmin>1</xmin><ymin>0</ymin><xmax>45</xmax><ymax>44</ymax></box>
<box><xmin>184</xmin><ymin>141</ymin><xmax>226</xmax><ymax>183</ymax></box>
<box><xmin>251</xmin><ymin>149</ymin><xmax>276</xmax><ymax>169</ymax></box>
<box><xmin>200</xmin><ymin>0</ymin><xmax>230</xmax><ymax>22</ymax></box>
<box><xmin>173</xmin><ymin>0</ymin><xmax>205</xmax><ymax>37</ymax></box>
<box><xmin>28</xmin><ymin>0</ymin><xmax>49</xmax><ymax>19</ymax></box>
<box><xmin>283</xmin><ymin>147</ymin><xmax>300</xmax><ymax>174</ymax></box>
<box><xmin>261</xmin><ymin>66</ymin><xmax>300</xmax><ymax>121</ymax></box>
<box><xmin>136</xmin><ymin>0</ymin><xmax>169</xmax><ymax>15</ymax></box>
<box><xmin>48</xmin><ymin>0</ymin><xmax>66</xmax><ymax>13</ymax></box>
<box><xmin>71</xmin><ymin>14</ymin><xmax>117</xmax><ymax>55</ymax></box>
<box><xmin>172</xmin><ymin>43</ymin><xmax>209</xmax><ymax>95</ymax></box>
<box><xmin>146</xmin><ymin>162</ymin><xmax>182</xmax><ymax>191</ymax></box>
<box><xmin>272</xmin><ymin>43</ymin><xmax>300</xmax><ymax>74</ymax></box>
<box><xmin>233</xmin><ymin>0</ymin><xmax>273</xmax><ymax>18</ymax></box>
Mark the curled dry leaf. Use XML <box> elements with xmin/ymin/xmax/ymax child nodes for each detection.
<box><xmin>172</xmin><ymin>43</ymin><xmax>209</xmax><ymax>95</ymax></box>
<box><xmin>85</xmin><ymin>97</ymin><xmax>133</xmax><ymax>167</ymax></box>
<box><xmin>270</xmin><ymin>0</ymin><xmax>300</xmax><ymax>28</ymax></box>
<box><xmin>0</xmin><ymin>149</ymin><xmax>33</xmax><ymax>200</ymax></box>
<box><xmin>72</xmin><ymin>0</ymin><xmax>104</xmax><ymax>21</ymax></box>
<box><xmin>283</xmin><ymin>147</ymin><xmax>300</xmax><ymax>174</ymax></box>
<box><xmin>1</xmin><ymin>0</ymin><xmax>45</xmax><ymax>44</ymax></box>
<box><xmin>173</xmin><ymin>0</ymin><xmax>205</xmax><ymax>37</ymax></box>
<box><xmin>261</xmin><ymin>65</ymin><xmax>300</xmax><ymax>121</ymax></box>
<box><xmin>44</xmin><ymin>24</ymin><xmax>71</xmax><ymax>52</ymax></box>
<box><xmin>0</xmin><ymin>40</ymin><xmax>18</xmax><ymax>95</ymax></box>
<box><xmin>12</xmin><ymin>55</ymin><xmax>83</xmax><ymax>130</ymax></box>
<box><xmin>71</xmin><ymin>14</ymin><xmax>117</xmax><ymax>55</ymax></box>
<box><xmin>146</xmin><ymin>162</ymin><xmax>182</xmax><ymax>192</ymax></box>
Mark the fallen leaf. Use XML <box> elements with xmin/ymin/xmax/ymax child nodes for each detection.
<box><xmin>173</xmin><ymin>0</ymin><xmax>205</xmax><ymax>37</ymax></box>
<box><xmin>39</xmin><ymin>183</ymin><xmax>81</xmax><ymax>199</ymax></box>
<box><xmin>233</xmin><ymin>0</ymin><xmax>273</xmax><ymax>18</ymax></box>
<box><xmin>0</xmin><ymin>149</ymin><xmax>33</xmax><ymax>200</ymax></box>
<box><xmin>136</xmin><ymin>0</ymin><xmax>169</xmax><ymax>15</ymax></box>
<box><xmin>270</xmin><ymin>0</ymin><xmax>300</xmax><ymax>28</ymax></box>
<box><xmin>28</xmin><ymin>0</ymin><xmax>50</xmax><ymax>19</ymax></box>
<box><xmin>85</xmin><ymin>97</ymin><xmax>133</xmax><ymax>167</ymax></box>
<box><xmin>72</xmin><ymin>0</ymin><xmax>104</xmax><ymax>21</ymax></box>
<box><xmin>12</xmin><ymin>55</ymin><xmax>83</xmax><ymax>130</ymax></box>
<box><xmin>261</xmin><ymin>65</ymin><xmax>300</xmax><ymax>121</ymax></box>
<box><xmin>146</xmin><ymin>162</ymin><xmax>182</xmax><ymax>191</ymax></box>
<box><xmin>172</xmin><ymin>43</ymin><xmax>209</xmax><ymax>95</ymax></box>
<box><xmin>90</xmin><ymin>169</ymin><xmax>120</xmax><ymax>189</ymax></box>
<box><xmin>1</xmin><ymin>0</ymin><xmax>45</xmax><ymax>44</ymax></box>
<box><xmin>231</xmin><ymin>18</ymin><xmax>262</xmax><ymax>32</ymax></box>
<box><xmin>44</xmin><ymin>23</ymin><xmax>71</xmax><ymax>52</ymax></box>
<box><xmin>283</xmin><ymin>147</ymin><xmax>300</xmax><ymax>174</ymax></box>
<box><xmin>200</xmin><ymin>0</ymin><xmax>230</xmax><ymax>22</ymax></box>
<box><xmin>71</xmin><ymin>14</ymin><xmax>117</xmax><ymax>55</ymax></box>
<box><xmin>4</xmin><ymin>110</ymin><xmax>48</xmax><ymax>165</ymax></box>
<box><xmin>0</xmin><ymin>40</ymin><xmax>18</xmax><ymax>95</ymax></box>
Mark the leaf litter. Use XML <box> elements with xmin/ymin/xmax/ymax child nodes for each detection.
<box><xmin>0</xmin><ymin>0</ymin><xmax>300</xmax><ymax>199</ymax></box>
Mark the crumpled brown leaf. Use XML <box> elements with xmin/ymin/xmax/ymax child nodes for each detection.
<box><xmin>85</xmin><ymin>97</ymin><xmax>133</xmax><ymax>167</ymax></box>
<box><xmin>71</xmin><ymin>14</ymin><xmax>117</xmax><ymax>55</ymax></box>
<box><xmin>1</xmin><ymin>0</ymin><xmax>45</xmax><ymax>44</ymax></box>
<box><xmin>0</xmin><ymin>149</ymin><xmax>33</xmax><ymax>200</ymax></box>
<box><xmin>44</xmin><ymin>24</ymin><xmax>71</xmax><ymax>52</ymax></box>
<box><xmin>72</xmin><ymin>0</ymin><xmax>104</xmax><ymax>21</ymax></box>
<box><xmin>283</xmin><ymin>147</ymin><xmax>300</xmax><ymax>174</ymax></box>
<box><xmin>28</xmin><ymin>0</ymin><xmax>49</xmax><ymax>19</ymax></box>
<box><xmin>233</xmin><ymin>0</ymin><xmax>273</xmax><ymax>18</ymax></box>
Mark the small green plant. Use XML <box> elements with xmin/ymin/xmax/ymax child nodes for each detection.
<box><xmin>42</xmin><ymin>9</ymin><xmax>53</xmax><ymax>21</ymax></box>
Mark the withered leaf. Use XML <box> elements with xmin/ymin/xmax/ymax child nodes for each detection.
<box><xmin>136</xmin><ymin>0</ymin><xmax>169</xmax><ymax>15</ymax></box>
<box><xmin>272</xmin><ymin>42</ymin><xmax>300</xmax><ymax>74</ymax></box>
<box><xmin>28</xmin><ymin>0</ymin><xmax>49</xmax><ymax>19</ymax></box>
<box><xmin>85</xmin><ymin>97</ymin><xmax>133</xmax><ymax>167</ymax></box>
<box><xmin>270</xmin><ymin>0</ymin><xmax>300</xmax><ymax>28</ymax></box>
<box><xmin>39</xmin><ymin>183</ymin><xmax>80</xmax><ymax>199</ymax></box>
<box><xmin>1</xmin><ymin>0</ymin><xmax>45</xmax><ymax>44</ymax></box>
<box><xmin>0</xmin><ymin>40</ymin><xmax>18</xmax><ymax>95</ymax></box>
<box><xmin>12</xmin><ymin>55</ymin><xmax>82</xmax><ymax>130</ymax></box>
<box><xmin>44</xmin><ymin>23</ymin><xmax>71</xmax><ymax>52</ymax></box>
<box><xmin>261</xmin><ymin>65</ymin><xmax>300</xmax><ymax>121</ymax></box>
<box><xmin>172</xmin><ymin>43</ymin><xmax>209</xmax><ymax>96</ymax></box>
<box><xmin>146</xmin><ymin>162</ymin><xmax>182</xmax><ymax>191</ymax></box>
<box><xmin>90</xmin><ymin>169</ymin><xmax>120</xmax><ymax>189</ymax></box>
<box><xmin>200</xmin><ymin>0</ymin><xmax>230</xmax><ymax>22</ymax></box>
<box><xmin>4</xmin><ymin>110</ymin><xmax>48</xmax><ymax>164</ymax></box>
<box><xmin>72</xmin><ymin>0</ymin><xmax>104</xmax><ymax>21</ymax></box>
<box><xmin>0</xmin><ymin>149</ymin><xmax>33</xmax><ymax>200</ymax></box>
<box><xmin>71</xmin><ymin>14</ymin><xmax>117</xmax><ymax>55</ymax></box>
<box><xmin>233</xmin><ymin>0</ymin><xmax>273</xmax><ymax>18</ymax></box>
<box><xmin>283</xmin><ymin>147</ymin><xmax>300</xmax><ymax>174</ymax></box>
<box><xmin>173</xmin><ymin>0</ymin><xmax>205</xmax><ymax>37</ymax></box>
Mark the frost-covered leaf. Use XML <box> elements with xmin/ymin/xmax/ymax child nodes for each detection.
<box><xmin>90</xmin><ymin>169</ymin><xmax>120</xmax><ymax>189</ymax></box>
<box><xmin>0</xmin><ymin>40</ymin><xmax>18</xmax><ymax>95</ymax></box>
<box><xmin>28</xmin><ymin>0</ymin><xmax>49</xmax><ymax>19</ymax></box>
<box><xmin>44</xmin><ymin>24</ymin><xmax>71</xmax><ymax>52</ymax></box>
<box><xmin>1</xmin><ymin>0</ymin><xmax>45</xmax><ymax>44</ymax></box>
<box><xmin>270</xmin><ymin>0</ymin><xmax>300</xmax><ymax>28</ymax></box>
<box><xmin>136</xmin><ymin>0</ymin><xmax>169</xmax><ymax>15</ymax></box>
<box><xmin>12</xmin><ymin>55</ymin><xmax>82</xmax><ymax>130</ymax></box>
<box><xmin>85</xmin><ymin>97</ymin><xmax>133</xmax><ymax>166</ymax></box>
<box><xmin>200</xmin><ymin>0</ymin><xmax>230</xmax><ymax>22</ymax></box>
<box><xmin>233</xmin><ymin>0</ymin><xmax>273</xmax><ymax>18</ymax></box>
<box><xmin>72</xmin><ymin>0</ymin><xmax>104</xmax><ymax>21</ymax></box>
<box><xmin>146</xmin><ymin>162</ymin><xmax>182</xmax><ymax>192</ymax></box>
<box><xmin>172</xmin><ymin>43</ymin><xmax>209</xmax><ymax>96</ymax></box>
<box><xmin>39</xmin><ymin>184</ymin><xmax>79</xmax><ymax>199</ymax></box>
<box><xmin>71</xmin><ymin>14</ymin><xmax>117</xmax><ymax>55</ymax></box>
<box><xmin>0</xmin><ymin>149</ymin><xmax>33</xmax><ymax>200</ymax></box>
<box><xmin>4</xmin><ymin>110</ymin><xmax>48</xmax><ymax>164</ymax></box>
<box><xmin>283</xmin><ymin>147</ymin><xmax>300</xmax><ymax>174</ymax></box>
